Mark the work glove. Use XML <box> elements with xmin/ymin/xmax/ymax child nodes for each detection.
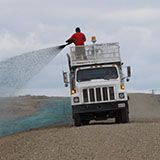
<box><xmin>66</xmin><ymin>39</ymin><xmax>74</xmax><ymax>45</ymax></box>
<box><xmin>58</xmin><ymin>40</ymin><xmax>74</xmax><ymax>49</ymax></box>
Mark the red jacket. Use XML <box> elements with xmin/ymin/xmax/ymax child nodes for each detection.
<box><xmin>67</xmin><ymin>32</ymin><xmax>86</xmax><ymax>46</ymax></box>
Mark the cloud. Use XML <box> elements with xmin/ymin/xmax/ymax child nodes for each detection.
<box><xmin>98</xmin><ymin>9</ymin><xmax>160</xmax><ymax>23</ymax></box>
<box><xmin>0</xmin><ymin>0</ymin><xmax>160</xmax><ymax>95</ymax></box>
<box><xmin>0</xmin><ymin>29</ymin><xmax>64</xmax><ymax>60</ymax></box>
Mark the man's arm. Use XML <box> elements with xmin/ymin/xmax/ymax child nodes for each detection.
<box><xmin>66</xmin><ymin>34</ymin><xmax>76</xmax><ymax>44</ymax></box>
<box><xmin>83</xmin><ymin>33</ymin><xmax>86</xmax><ymax>42</ymax></box>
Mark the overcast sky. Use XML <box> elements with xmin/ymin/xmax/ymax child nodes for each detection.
<box><xmin>0</xmin><ymin>0</ymin><xmax>160</xmax><ymax>96</ymax></box>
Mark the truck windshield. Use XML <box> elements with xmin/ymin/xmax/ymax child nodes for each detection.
<box><xmin>77</xmin><ymin>67</ymin><xmax>118</xmax><ymax>82</ymax></box>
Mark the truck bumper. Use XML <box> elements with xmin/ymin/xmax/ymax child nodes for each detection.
<box><xmin>72</xmin><ymin>101</ymin><xmax>128</xmax><ymax>114</ymax></box>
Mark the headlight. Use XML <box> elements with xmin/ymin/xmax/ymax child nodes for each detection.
<box><xmin>73</xmin><ymin>97</ymin><xmax>79</xmax><ymax>103</ymax></box>
<box><xmin>119</xmin><ymin>93</ymin><xmax>125</xmax><ymax>99</ymax></box>
<box><xmin>120</xmin><ymin>84</ymin><xmax>125</xmax><ymax>90</ymax></box>
<box><xmin>71</xmin><ymin>89</ymin><xmax>76</xmax><ymax>95</ymax></box>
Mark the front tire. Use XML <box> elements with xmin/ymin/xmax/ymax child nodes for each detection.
<box><xmin>115</xmin><ymin>111</ymin><xmax>121</xmax><ymax>123</ymax></box>
<box><xmin>121</xmin><ymin>107</ymin><xmax>129</xmax><ymax>123</ymax></box>
<box><xmin>115</xmin><ymin>103</ymin><xmax>129</xmax><ymax>124</ymax></box>
<box><xmin>73</xmin><ymin>113</ymin><xmax>81</xmax><ymax>126</ymax></box>
<box><xmin>81</xmin><ymin>120</ymin><xmax>90</xmax><ymax>125</ymax></box>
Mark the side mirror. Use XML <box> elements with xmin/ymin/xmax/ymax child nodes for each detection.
<box><xmin>63</xmin><ymin>71</ymin><xmax>69</xmax><ymax>87</ymax></box>
<box><xmin>127</xmin><ymin>66</ymin><xmax>131</xmax><ymax>77</ymax></box>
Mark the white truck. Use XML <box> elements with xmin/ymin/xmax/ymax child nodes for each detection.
<box><xmin>63</xmin><ymin>40</ymin><xmax>131</xmax><ymax>126</ymax></box>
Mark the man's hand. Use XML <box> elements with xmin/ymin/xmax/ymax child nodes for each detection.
<box><xmin>66</xmin><ymin>39</ymin><xmax>74</xmax><ymax>44</ymax></box>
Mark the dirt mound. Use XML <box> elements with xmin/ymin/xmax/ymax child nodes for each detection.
<box><xmin>129</xmin><ymin>93</ymin><xmax>160</xmax><ymax>121</ymax></box>
<box><xmin>0</xmin><ymin>96</ymin><xmax>49</xmax><ymax>120</ymax></box>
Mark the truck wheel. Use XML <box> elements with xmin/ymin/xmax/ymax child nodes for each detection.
<box><xmin>73</xmin><ymin>114</ymin><xmax>81</xmax><ymax>126</ymax></box>
<box><xmin>81</xmin><ymin>120</ymin><xmax>90</xmax><ymax>125</ymax></box>
<box><xmin>121</xmin><ymin>108</ymin><xmax>129</xmax><ymax>123</ymax></box>
<box><xmin>115</xmin><ymin>111</ymin><xmax>121</xmax><ymax>124</ymax></box>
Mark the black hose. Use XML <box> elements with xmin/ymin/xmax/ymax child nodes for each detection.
<box><xmin>58</xmin><ymin>39</ymin><xmax>74</xmax><ymax>49</ymax></box>
<box><xmin>58</xmin><ymin>44</ymin><xmax>67</xmax><ymax>49</ymax></box>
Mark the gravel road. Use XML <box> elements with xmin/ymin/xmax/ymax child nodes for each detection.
<box><xmin>0</xmin><ymin>93</ymin><xmax>160</xmax><ymax>160</ymax></box>
<box><xmin>0</xmin><ymin>122</ymin><xmax>160</xmax><ymax>160</ymax></box>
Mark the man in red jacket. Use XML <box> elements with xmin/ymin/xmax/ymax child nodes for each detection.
<box><xmin>66</xmin><ymin>27</ymin><xmax>87</xmax><ymax>60</ymax></box>
<box><xmin>66</xmin><ymin>27</ymin><xmax>86</xmax><ymax>46</ymax></box>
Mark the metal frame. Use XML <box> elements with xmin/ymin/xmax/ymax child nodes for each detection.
<box><xmin>70</xmin><ymin>43</ymin><xmax>121</xmax><ymax>66</ymax></box>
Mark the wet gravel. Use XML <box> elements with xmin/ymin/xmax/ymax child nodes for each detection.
<box><xmin>0</xmin><ymin>122</ymin><xmax>160</xmax><ymax>160</ymax></box>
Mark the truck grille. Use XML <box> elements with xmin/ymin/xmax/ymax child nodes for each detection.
<box><xmin>82</xmin><ymin>86</ymin><xmax>115</xmax><ymax>103</ymax></box>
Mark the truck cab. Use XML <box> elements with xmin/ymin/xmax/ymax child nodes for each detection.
<box><xmin>63</xmin><ymin>41</ymin><xmax>131</xmax><ymax>126</ymax></box>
